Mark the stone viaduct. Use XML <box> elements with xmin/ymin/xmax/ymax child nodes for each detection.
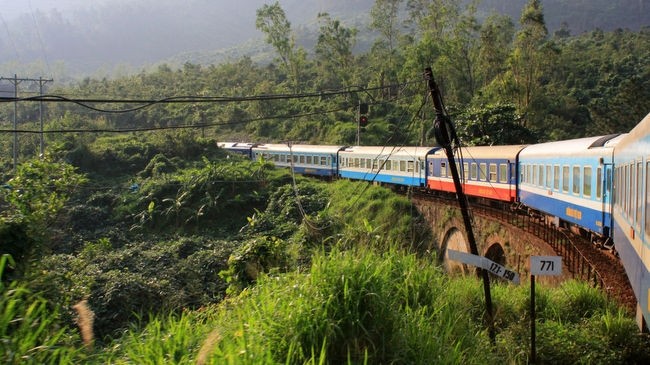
<box><xmin>411</xmin><ymin>195</ymin><xmax>598</xmax><ymax>286</ymax></box>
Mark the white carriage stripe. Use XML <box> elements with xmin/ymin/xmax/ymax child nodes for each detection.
<box><xmin>519</xmin><ymin>184</ymin><xmax>604</xmax><ymax>211</ymax></box>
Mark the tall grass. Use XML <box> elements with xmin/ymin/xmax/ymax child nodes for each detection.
<box><xmin>196</xmin><ymin>246</ymin><xmax>497</xmax><ymax>364</ymax></box>
<box><xmin>1</xmin><ymin>254</ymin><xmax>78</xmax><ymax>364</ymax></box>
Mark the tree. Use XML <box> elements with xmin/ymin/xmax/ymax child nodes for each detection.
<box><xmin>510</xmin><ymin>0</ymin><xmax>553</xmax><ymax>115</ymax></box>
<box><xmin>255</xmin><ymin>2</ymin><xmax>305</xmax><ymax>91</ymax></box>
<box><xmin>0</xmin><ymin>155</ymin><xmax>87</xmax><ymax>273</ymax></box>
<box><xmin>315</xmin><ymin>13</ymin><xmax>358</xmax><ymax>89</ymax></box>
<box><xmin>369</xmin><ymin>0</ymin><xmax>404</xmax><ymax>97</ymax></box>
<box><xmin>477</xmin><ymin>14</ymin><xmax>515</xmax><ymax>89</ymax></box>
<box><xmin>455</xmin><ymin>103</ymin><xmax>536</xmax><ymax>146</ymax></box>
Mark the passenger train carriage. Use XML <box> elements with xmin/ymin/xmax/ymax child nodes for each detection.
<box><xmin>612</xmin><ymin>112</ymin><xmax>650</xmax><ymax>328</ymax></box>
<box><xmin>427</xmin><ymin>145</ymin><xmax>526</xmax><ymax>202</ymax></box>
<box><xmin>217</xmin><ymin>142</ymin><xmax>257</xmax><ymax>158</ymax></box>
<box><xmin>518</xmin><ymin>134</ymin><xmax>624</xmax><ymax>239</ymax></box>
<box><xmin>338</xmin><ymin>146</ymin><xmax>437</xmax><ymax>187</ymax></box>
<box><xmin>251</xmin><ymin>144</ymin><xmax>345</xmax><ymax>177</ymax></box>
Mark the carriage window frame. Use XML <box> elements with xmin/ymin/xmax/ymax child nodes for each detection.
<box><xmin>636</xmin><ymin>161</ymin><xmax>642</xmax><ymax>229</ymax></box>
<box><xmin>645</xmin><ymin>161</ymin><xmax>650</xmax><ymax>237</ymax></box>
<box><xmin>624</xmin><ymin>164</ymin><xmax>630</xmax><ymax>218</ymax></box>
<box><xmin>583</xmin><ymin>166</ymin><xmax>592</xmax><ymax>198</ymax></box>
<box><xmin>562</xmin><ymin>165</ymin><xmax>570</xmax><ymax>193</ymax></box>
<box><xmin>596</xmin><ymin>166</ymin><xmax>602</xmax><ymax>201</ymax></box>
<box><xmin>441</xmin><ymin>162</ymin><xmax>447</xmax><ymax>177</ymax></box>
<box><xmin>480</xmin><ymin>163</ymin><xmax>487</xmax><ymax>181</ymax></box>
<box><xmin>553</xmin><ymin>165</ymin><xmax>560</xmax><ymax>191</ymax></box>
<box><xmin>407</xmin><ymin>160</ymin><xmax>415</xmax><ymax>173</ymax></box>
<box><xmin>572</xmin><ymin>165</ymin><xmax>581</xmax><ymax>195</ymax></box>
<box><xmin>499</xmin><ymin>164</ymin><xmax>507</xmax><ymax>183</ymax></box>
<box><xmin>546</xmin><ymin>165</ymin><xmax>552</xmax><ymax>188</ymax></box>
<box><xmin>489</xmin><ymin>164</ymin><xmax>497</xmax><ymax>182</ymax></box>
<box><xmin>470</xmin><ymin>163</ymin><xmax>478</xmax><ymax>180</ymax></box>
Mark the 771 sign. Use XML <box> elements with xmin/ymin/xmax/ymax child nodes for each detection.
<box><xmin>530</xmin><ymin>256</ymin><xmax>562</xmax><ymax>276</ymax></box>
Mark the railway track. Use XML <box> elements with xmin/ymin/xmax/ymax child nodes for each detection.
<box><xmin>412</xmin><ymin>192</ymin><xmax>636</xmax><ymax>313</ymax></box>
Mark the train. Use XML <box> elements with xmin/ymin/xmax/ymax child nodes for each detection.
<box><xmin>218</xmin><ymin>111</ymin><xmax>650</xmax><ymax>329</ymax></box>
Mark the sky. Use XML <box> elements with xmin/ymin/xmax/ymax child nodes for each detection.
<box><xmin>1</xmin><ymin>0</ymin><xmax>114</xmax><ymax>20</ymax></box>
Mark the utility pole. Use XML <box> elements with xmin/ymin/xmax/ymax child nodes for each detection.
<box><xmin>37</xmin><ymin>77</ymin><xmax>53</xmax><ymax>157</ymax></box>
<box><xmin>424</xmin><ymin>67</ymin><xmax>496</xmax><ymax>343</ymax></box>
<box><xmin>0</xmin><ymin>75</ymin><xmax>53</xmax><ymax>170</ymax></box>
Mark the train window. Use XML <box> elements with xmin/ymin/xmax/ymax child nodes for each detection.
<box><xmin>386</xmin><ymin>160</ymin><xmax>392</xmax><ymax>171</ymax></box>
<box><xmin>636</xmin><ymin>162</ymin><xmax>642</xmax><ymax>228</ymax></box>
<box><xmin>480</xmin><ymin>163</ymin><xmax>487</xmax><ymax>181</ymax></box>
<box><xmin>646</xmin><ymin>161</ymin><xmax>650</xmax><ymax>236</ymax></box>
<box><xmin>463</xmin><ymin>163</ymin><xmax>469</xmax><ymax>180</ymax></box>
<box><xmin>400</xmin><ymin>160</ymin><xmax>407</xmax><ymax>172</ymax></box>
<box><xmin>617</xmin><ymin>166</ymin><xmax>622</xmax><ymax>209</ymax></box>
<box><xmin>441</xmin><ymin>162</ymin><xmax>447</xmax><ymax>177</ymax></box>
<box><xmin>367</xmin><ymin>159</ymin><xmax>372</xmax><ymax>169</ymax></box>
<box><xmin>572</xmin><ymin>166</ymin><xmax>581</xmax><ymax>195</ymax></box>
<box><xmin>360</xmin><ymin>159</ymin><xmax>366</xmax><ymax>169</ymax></box>
<box><xmin>490</xmin><ymin>164</ymin><xmax>497</xmax><ymax>182</ymax></box>
<box><xmin>353</xmin><ymin>158</ymin><xmax>359</xmax><ymax>168</ymax></box>
<box><xmin>407</xmin><ymin>161</ymin><xmax>415</xmax><ymax>173</ymax></box>
<box><xmin>471</xmin><ymin>163</ymin><xmax>478</xmax><ymax>180</ymax></box>
<box><xmin>583</xmin><ymin>166</ymin><xmax>592</xmax><ymax>198</ymax></box>
<box><xmin>546</xmin><ymin>165</ymin><xmax>552</xmax><ymax>188</ymax></box>
<box><xmin>499</xmin><ymin>164</ymin><xmax>507</xmax><ymax>183</ymax></box>
<box><xmin>596</xmin><ymin>167</ymin><xmax>602</xmax><ymax>200</ymax></box>
<box><xmin>553</xmin><ymin>165</ymin><xmax>560</xmax><ymax>191</ymax></box>
<box><xmin>522</xmin><ymin>164</ymin><xmax>527</xmax><ymax>184</ymax></box>
<box><xmin>306</xmin><ymin>156</ymin><xmax>313</xmax><ymax>164</ymax></box>
<box><xmin>613</xmin><ymin>167</ymin><xmax>621</xmax><ymax>208</ymax></box>
<box><xmin>532</xmin><ymin>164</ymin><xmax>538</xmax><ymax>185</ymax></box>
<box><xmin>373</xmin><ymin>159</ymin><xmax>379</xmax><ymax>170</ymax></box>
<box><xmin>538</xmin><ymin>165</ymin><xmax>544</xmax><ymax>186</ymax></box>
<box><xmin>322</xmin><ymin>157</ymin><xmax>328</xmax><ymax>166</ymax></box>
<box><xmin>298</xmin><ymin>155</ymin><xmax>304</xmax><ymax>164</ymax></box>
<box><xmin>562</xmin><ymin>166</ymin><xmax>570</xmax><ymax>193</ymax></box>
<box><xmin>624</xmin><ymin>164</ymin><xmax>629</xmax><ymax>217</ymax></box>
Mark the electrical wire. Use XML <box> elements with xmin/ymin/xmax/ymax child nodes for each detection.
<box><xmin>0</xmin><ymin>81</ymin><xmax>421</xmax><ymax>113</ymax></box>
<box><xmin>0</xmin><ymin>105</ymin><xmax>351</xmax><ymax>134</ymax></box>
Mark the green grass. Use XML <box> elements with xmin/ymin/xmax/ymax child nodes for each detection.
<box><xmin>4</xmin><ymin>245</ymin><xmax>650</xmax><ymax>364</ymax></box>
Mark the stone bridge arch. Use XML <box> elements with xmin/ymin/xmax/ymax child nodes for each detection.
<box><xmin>414</xmin><ymin>197</ymin><xmax>561</xmax><ymax>283</ymax></box>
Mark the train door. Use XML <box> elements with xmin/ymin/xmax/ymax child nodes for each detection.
<box><xmin>602</xmin><ymin>163</ymin><xmax>614</xmax><ymax>238</ymax></box>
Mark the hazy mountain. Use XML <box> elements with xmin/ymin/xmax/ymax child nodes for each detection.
<box><xmin>0</xmin><ymin>0</ymin><xmax>648</xmax><ymax>79</ymax></box>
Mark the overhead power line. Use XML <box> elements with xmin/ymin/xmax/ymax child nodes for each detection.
<box><xmin>0</xmin><ymin>81</ymin><xmax>419</xmax><ymax>114</ymax></box>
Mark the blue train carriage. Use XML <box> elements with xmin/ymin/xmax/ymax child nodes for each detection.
<box><xmin>518</xmin><ymin>133</ymin><xmax>624</xmax><ymax>241</ymax></box>
<box><xmin>217</xmin><ymin>142</ymin><xmax>257</xmax><ymax>159</ymax></box>
<box><xmin>251</xmin><ymin>144</ymin><xmax>346</xmax><ymax>177</ymax></box>
<box><xmin>612</xmin><ymin>112</ymin><xmax>650</xmax><ymax>330</ymax></box>
<box><xmin>427</xmin><ymin>145</ymin><xmax>526</xmax><ymax>203</ymax></box>
<box><xmin>338</xmin><ymin>146</ymin><xmax>438</xmax><ymax>186</ymax></box>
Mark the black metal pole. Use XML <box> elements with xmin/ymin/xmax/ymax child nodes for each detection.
<box><xmin>424</xmin><ymin>67</ymin><xmax>495</xmax><ymax>343</ymax></box>
<box><xmin>531</xmin><ymin>274</ymin><xmax>537</xmax><ymax>364</ymax></box>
